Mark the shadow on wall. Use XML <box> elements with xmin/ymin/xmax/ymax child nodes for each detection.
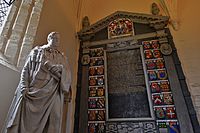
<box><xmin>0</xmin><ymin>63</ymin><xmax>20</xmax><ymax>130</ymax></box>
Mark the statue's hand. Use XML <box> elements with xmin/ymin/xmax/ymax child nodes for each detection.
<box><xmin>50</xmin><ymin>65</ymin><xmax>63</xmax><ymax>79</ymax></box>
<box><xmin>21</xmin><ymin>87</ymin><xmax>28</xmax><ymax>98</ymax></box>
<box><xmin>50</xmin><ymin>65</ymin><xmax>62</xmax><ymax>73</ymax></box>
<box><xmin>43</xmin><ymin>61</ymin><xmax>63</xmax><ymax>79</ymax></box>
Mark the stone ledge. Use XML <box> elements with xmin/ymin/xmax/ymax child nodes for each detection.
<box><xmin>0</xmin><ymin>52</ymin><xmax>19</xmax><ymax>72</ymax></box>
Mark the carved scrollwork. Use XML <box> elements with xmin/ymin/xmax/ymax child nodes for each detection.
<box><xmin>160</xmin><ymin>43</ymin><xmax>172</xmax><ymax>55</ymax></box>
<box><xmin>78</xmin><ymin>11</ymin><xmax>169</xmax><ymax>41</ymax></box>
<box><xmin>81</xmin><ymin>54</ymin><xmax>90</xmax><ymax>65</ymax></box>
<box><xmin>107</xmin><ymin>40</ymin><xmax>137</xmax><ymax>49</ymax></box>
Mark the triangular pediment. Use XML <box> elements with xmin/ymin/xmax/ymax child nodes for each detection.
<box><xmin>78</xmin><ymin>11</ymin><xmax>169</xmax><ymax>39</ymax></box>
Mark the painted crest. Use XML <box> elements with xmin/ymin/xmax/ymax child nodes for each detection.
<box><xmin>153</xmin><ymin>94</ymin><xmax>163</xmax><ymax>105</ymax></box>
<box><xmin>108</xmin><ymin>18</ymin><xmax>134</xmax><ymax>39</ymax></box>
<box><xmin>96</xmin><ymin>58</ymin><xmax>104</xmax><ymax>66</ymax></box>
<box><xmin>156</xmin><ymin>59</ymin><xmax>165</xmax><ymax>69</ymax></box>
<box><xmin>97</xmin><ymin>67</ymin><xmax>104</xmax><ymax>75</ymax></box>
<box><xmin>97</xmin><ymin>123</ymin><xmax>105</xmax><ymax>133</ymax></box>
<box><xmin>143</xmin><ymin>41</ymin><xmax>151</xmax><ymax>49</ymax></box>
<box><xmin>97</xmin><ymin>77</ymin><xmax>104</xmax><ymax>85</ymax></box>
<box><xmin>146</xmin><ymin>60</ymin><xmax>156</xmax><ymax>70</ymax></box>
<box><xmin>148</xmin><ymin>71</ymin><xmax>157</xmax><ymax>80</ymax></box>
<box><xmin>169</xmin><ymin>121</ymin><xmax>180</xmax><ymax>133</ymax></box>
<box><xmin>163</xmin><ymin>93</ymin><xmax>173</xmax><ymax>105</ymax></box>
<box><xmin>90</xmin><ymin>77</ymin><xmax>97</xmax><ymax>86</ymax></box>
<box><xmin>157</xmin><ymin>70</ymin><xmax>168</xmax><ymax>80</ymax></box>
<box><xmin>97</xmin><ymin>110</ymin><xmax>105</xmax><ymax>121</ymax></box>
<box><xmin>151</xmin><ymin>40</ymin><xmax>160</xmax><ymax>49</ymax></box>
<box><xmin>153</xmin><ymin>49</ymin><xmax>162</xmax><ymax>58</ymax></box>
<box><xmin>160</xmin><ymin>81</ymin><xmax>170</xmax><ymax>92</ymax></box>
<box><xmin>89</xmin><ymin>87</ymin><xmax>97</xmax><ymax>97</ymax></box>
<box><xmin>88</xmin><ymin>123</ymin><xmax>96</xmax><ymax>133</ymax></box>
<box><xmin>144</xmin><ymin>50</ymin><xmax>153</xmax><ymax>59</ymax></box>
<box><xmin>88</xmin><ymin>98</ymin><xmax>97</xmax><ymax>109</ymax></box>
<box><xmin>155</xmin><ymin>107</ymin><xmax>165</xmax><ymax>119</ymax></box>
<box><xmin>97</xmin><ymin>88</ymin><xmax>105</xmax><ymax>97</ymax></box>
<box><xmin>88</xmin><ymin>110</ymin><xmax>97</xmax><ymax>121</ymax></box>
<box><xmin>97</xmin><ymin>98</ymin><xmax>105</xmax><ymax>108</ymax></box>
<box><xmin>89</xmin><ymin>67</ymin><xmax>96</xmax><ymax>76</ymax></box>
<box><xmin>166</xmin><ymin>107</ymin><xmax>176</xmax><ymax>119</ymax></box>
<box><xmin>151</xmin><ymin>82</ymin><xmax>161</xmax><ymax>93</ymax></box>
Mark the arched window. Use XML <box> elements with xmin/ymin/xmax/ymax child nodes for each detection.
<box><xmin>0</xmin><ymin>0</ymin><xmax>44</xmax><ymax>69</ymax></box>
<box><xmin>0</xmin><ymin>0</ymin><xmax>14</xmax><ymax>32</ymax></box>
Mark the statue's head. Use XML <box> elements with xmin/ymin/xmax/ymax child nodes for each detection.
<box><xmin>47</xmin><ymin>31</ymin><xmax>60</xmax><ymax>47</ymax></box>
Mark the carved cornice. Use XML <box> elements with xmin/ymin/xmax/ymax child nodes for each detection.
<box><xmin>78</xmin><ymin>11</ymin><xmax>169</xmax><ymax>41</ymax></box>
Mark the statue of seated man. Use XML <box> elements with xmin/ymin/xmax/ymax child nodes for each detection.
<box><xmin>4</xmin><ymin>32</ymin><xmax>72</xmax><ymax>133</ymax></box>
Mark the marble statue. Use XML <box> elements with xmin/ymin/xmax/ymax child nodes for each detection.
<box><xmin>3</xmin><ymin>32</ymin><xmax>72</xmax><ymax>133</ymax></box>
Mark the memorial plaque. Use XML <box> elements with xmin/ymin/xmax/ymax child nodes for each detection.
<box><xmin>106</xmin><ymin>47</ymin><xmax>151</xmax><ymax>119</ymax></box>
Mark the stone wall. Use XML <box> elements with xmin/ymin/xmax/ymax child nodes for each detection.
<box><xmin>0</xmin><ymin>55</ymin><xmax>20</xmax><ymax>130</ymax></box>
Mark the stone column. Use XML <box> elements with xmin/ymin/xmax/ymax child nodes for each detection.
<box><xmin>0</xmin><ymin>1</ymin><xmax>21</xmax><ymax>53</ymax></box>
<box><xmin>4</xmin><ymin>0</ymin><xmax>34</xmax><ymax>65</ymax></box>
<box><xmin>17</xmin><ymin>0</ymin><xmax>44</xmax><ymax>68</ymax></box>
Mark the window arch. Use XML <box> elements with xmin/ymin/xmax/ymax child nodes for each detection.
<box><xmin>0</xmin><ymin>0</ymin><xmax>14</xmax><ymax>31</ymax></box>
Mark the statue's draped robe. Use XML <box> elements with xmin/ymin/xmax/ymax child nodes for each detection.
<box><xmin>5</xmin><ymin>46</ymin><xmax>71</xmax><ymax>133</ymax></box>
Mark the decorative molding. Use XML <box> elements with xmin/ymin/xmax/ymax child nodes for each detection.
<box><xmin>151</xmin><ymin>2</ymin><xmax>160</xmax><ymax>15</ymax></box>
<box><xmin>78</xmin><ymin>11</ymin><xmax>169</xmax><ymax>41</ymax></box>
<box><xmin>81</xmin><ymin>54</ymin><xmax>90</xmax><ymax>65</ymax></box>
<box><xmin>107</xmin><ymin>41</ymin><xmax>132</xmax><ymax>49</ymax></box>
<box><xmin>155</xmin><ymin>0</ymin><xmax>179</xmax><ymax>31</ymax></box>
<box><xmin>106</xmin><ymin>121</ymin><xmax>157</xmax><ymax>133</ymax></box>
<box><xmin>160</xmin><ymin>43</ymin><xmax>172</xmax><ymax>55</ymax></box>
<box><xmin>158</xmin><ymin>36</ymin><xmax>168</xmax><ymax>44</ymax></box>
<box><xmin>82</xmin><ymin>16</ymin><xmax>90</xmax><ymax>30</ymax></box>
<box><xmin>82</xmin><ymin>30</ymin><xmax>168</xmax><ymax>49</ymax></box>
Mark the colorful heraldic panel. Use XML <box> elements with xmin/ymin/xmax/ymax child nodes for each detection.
<box><xmin>88</xmin><ymin>48</ymin><xmax>106</xmax><ymax>133</ymax></box>
<box><xmin>142</xmin><ymin>40</ymin><xmax>180</xmax><ymax>133</ymax></box>
<box><xmin>88</xmin><ymin>123</ymin><xmax>106</xmax><ymax>133</ymax></box>
<box><xmin>108</xmin><ymin>18</ymin><xmax>134</xmax><ymax>39</ymax></box>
